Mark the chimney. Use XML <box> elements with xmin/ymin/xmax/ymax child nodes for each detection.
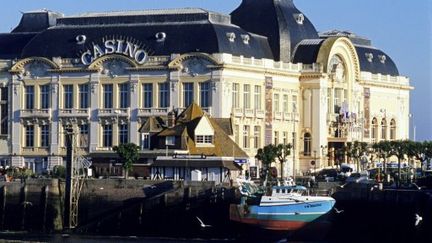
<box><xmin>167</xmin><ymin>111</ymin><xmax>176</xmax><ymax>128</ymax></box>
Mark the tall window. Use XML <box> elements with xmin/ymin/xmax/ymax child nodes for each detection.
<box><xmin>80</xmin><ymin>124</ymin><xmax>89</xmax><ymax>147</ymax></box>
<box><xmin>283</xmin><ymin>95</ymin><xmax>289</xmax><ymax>113</ymax></box>
<box><xmin>25</xmin><ymin>125</ymin><xmax>34</xmax><ymax>147</ymax></box>
<box><xmin>119</xmin><ymin>124</ymin><xmax>129</xmax><ymax>144</ymax></box>
<box><xmin>40</xmin><ymin>85</ymin><xmax>50</xmax><ymax>109</ymax></box>
<box><xmin>103</xmin><ymin>124</ymin><xmax>113</xmax><ymax>147</ymax></box>
<box><xmin>243</xmin><ymin>84</ymin><xmax>250</xmax><ymax>109</ymax></box>
<box><xmin>79</xmin><ymin>84</ymin><xmax>89</xmax><ymax>109</ymax></box>
<box><xmin>334</xmin><ymin>88</ymin><xmax>342</xmax><ymax>113</ymax></box>
<box><xmin>200</xmin><ymin>82</ymin><xmax>211</xmax><ymax>107</ymax></box>
<box><xmin>390</xmin><ymin>119</ymin><xmax>396</xmax><ymax>140</ymax></box>
<box><xmin>381</xmin><ymin>119</ymin><xmax>387</xmax><ymax>140</ymax></box>
<box><xmin>243</xmin><ymin>125</ymin><xmax>250</xmax><ymax>148</ymax></box>
<box><xmin>254</xmin><ymin>126</ymin><xmax>261</xmax><ymax>149</ymax></box>
<box><xmin>159</xmin><ymin>83</ymin><xmax>169</xmax><ymax>108</ymax></box>
<box><xmin>291</xmin><ymin>95</ymin><xmax>298</xmax><ymax>113</ymax></box>
<box><xmin>254</xmin><ymin>85</ymin><xmax>261</xmax><ymax>110</ymax></box>
<box><xmin>141</xmin><ymin>133</ymin><xmax>150</xmax><ymax>149</ymax></box>
<box><xmin>63</xmin><ymin>85</ymin><xmax>73</xmax><ymax>109</ymax></box>
<box><xmin>119</xmin><ymin>83</ymin><xmax>129</xmax><ymax>108</ymax></box>
<box><xmin>274</xmin><ymin>131</ymin><xmax>279</xmax><ymax>145</ymax></box>
<box><xmin>183</xmin><ymin>82</ymin><xmax>194</xmax><ymax>107</ymax></box>
<box><xmin>143</xmin><ymin>83</ymin><xmax>153</xmax><ymax>108</ymax></box>
<box><xmin>372</xmin><ymin>118</ymin><xmax>378</xmax><ymax>141</ymax></box>
<box><xmin>40</xmin><ymin>125</ymin><xmax>49</xmax><ymax>147</ymax></box>
<box><xmin>232</xmin><ymin>83</ymin><xmax>239</xmax><ymax>108</ymax></box>
<box><xmin>303</xmin><ymin>133</ymin><xmax>311</xmax><ymax>156</ymax></box>
<box><xmin>1</xmin><ymin>87</ymin><xmax>8</xmax><ymax>135</ymax></box>
<box><xmin>274</xmin><ymin>94</ymin><xmax>280</xmax><ymax>112</ymax></box>
<box><xmin>283</xmin><ymin>132</ymin><xmax>288</xmax><ymax>145</ymax></box>
<box><xmin>25</xmin><ymin>86</ymin><xmax>34</xmax><ymax>109</ymax></box>
<box><xmin>103</xmin><ymin>84</ymin><xmax>113</xmax><ymax>109</ymax></box>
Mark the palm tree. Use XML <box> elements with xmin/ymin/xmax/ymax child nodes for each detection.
<box><xmin>275</xmin><ymin>143</ymin><xmax>292</xmax><ymax>179</ymax></box>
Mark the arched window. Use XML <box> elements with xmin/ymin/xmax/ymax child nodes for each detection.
<box><xmin>303</xmin><ymin>133</ymin><xmax>311</xmax><ymax>156</ymax></box>
<box><xmin>390</xmin><ymin>119</ymin><xmax>396</xmax><ymax>140</ymax></box>
<box><xmin>381</xmin><ymin>119</ymin><xmax>387</xmax><ymax>140</ymax></box>
<box><xmin>371</xmin><ymin>118</ymin><xmax>378</xmax><ymax>142</ymax></box>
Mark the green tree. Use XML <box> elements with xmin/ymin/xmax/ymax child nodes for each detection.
<box><xmin>372</xmin><ymin>141</ymin><xmax>392</xmax><ymax>182</ymax></box>
<box><xmin>113</xmin><ymin>143</ymin><xmax>140</xmax><ymax>179</ymax></box>
<box><xmin>255</xmin><ymin>144</ymin><xmax>278</xmax><ymax>186</ymax></box>
<box><xmin>275</xmin><ymin>143</ymin><xmax>292</xmax><ymax>179</ymax></box>
<box><xmin>346</xmin><ymin>141</ymin><xmax>368</xmax><ymax>172</ymax></box>
<box><xmin>423</xmin><ymin>141</ymin><xmax>432</xmax><ymax>171</ymax></box>
<box><xmin>389</xmin><ymin>140</ymin><xmax>409</xmax><ymax>187</ymax></box>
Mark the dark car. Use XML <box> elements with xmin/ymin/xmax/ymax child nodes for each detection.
<box><xmin>316</xmin><ymin>169</ymin><xmax>339</xmax><ymax>182</ymax></box>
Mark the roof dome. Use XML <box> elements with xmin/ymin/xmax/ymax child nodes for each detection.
<box><xmin>231</xmin><ymin>0</ymin><xmax>318</xmax><ymax>62</ymax></box>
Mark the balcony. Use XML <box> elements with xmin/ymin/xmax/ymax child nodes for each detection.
<box><xmin>274</xmin><ymin>111</ymin><xmax>283</xmax><ymax>120</ymax></box>
<box><xmin>20</xmin><ymin>109</ymin><xmax>51</xmax><ymax>119</ymax></box>
<box><xmin>255</xmin><ymin>110</ymin><xmax>265</xmax><ymax>119</ymax></box>
<box><xmin>244</xmin><ymin>108</ymin><xmax>254</xmax><ymax>118</ymax></box>
<box><xmin>59</xmin><ymin>108</ymin><xmax>90</xmax><ymax>118</ymax></box>
<box><xmin>22</xmin><ymin>147</ymin><xmax>49</xmax><ymax>155</ymax></box>
<box><xmin>98</xmin><ymin>108</ymin><xmax>130</xmax><ymax>118</ymax></box>
<box><xmin>137</xmin><ymin>108</ymin><xmax>168</xmax><ymax>117</ymax></box>
<box><xmin>233</xmin><ymin>108</ymin><xmax>243</xmax><ymax>118</ymax></box>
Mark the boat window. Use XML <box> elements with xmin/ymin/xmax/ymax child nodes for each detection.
<box><xmin>282</xmin><ymin>189</ymin><xmax>286</xmax><ymax>194</ymax></box>
<box><xmin>276</xmin><ymin>189</ymin><xmax>280</xmax><ymax>193</ymax></box>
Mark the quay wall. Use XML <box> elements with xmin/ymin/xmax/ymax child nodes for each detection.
<box><xmin>0</xmin><ymin>179</ymin><xmax>218</xmax><ymax>232</ymax></box>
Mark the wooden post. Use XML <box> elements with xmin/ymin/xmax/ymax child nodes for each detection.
<box><xmin>41</xmin><ymin>185</ymin><xmax>49</xmax><ymax>232</ymax></box>
<box><xmin>0</xmin><ymin>186</ymin><xmax>6</xmax><ymax>229</ymax></box>
<box><xmin>20</xmin><ymin>185</ymin><xmax>28</xmax><ymax>230</ymax></box>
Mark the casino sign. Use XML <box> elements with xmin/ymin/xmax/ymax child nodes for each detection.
<box><xmin>80</xmin><ymin>38</ymin><xmax>148</xmax><ymax>65</ymax></box>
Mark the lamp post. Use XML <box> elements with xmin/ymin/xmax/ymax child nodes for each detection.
<box><xmin>292</xmin><ymin>104</ymin><xmax>298</xmax><ymax>180</ymax></box>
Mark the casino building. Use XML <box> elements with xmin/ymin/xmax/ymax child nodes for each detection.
<box><xmin>0</xmin><ymin>0</ymin><xmax>412</xmax><ymax>177</ymax></box>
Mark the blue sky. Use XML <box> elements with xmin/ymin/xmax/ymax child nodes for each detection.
<box><xmin>1</xmin><ymin>0</ymin><xmax>431</xmax><ymax>140</ymax></box>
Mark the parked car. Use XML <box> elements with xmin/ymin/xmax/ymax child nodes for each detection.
<box><xmin>316</xmin><ymin>169</ymin><xmax>338</xmax><ymax>182</ymax></box>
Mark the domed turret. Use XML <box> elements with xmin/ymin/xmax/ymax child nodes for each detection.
<box><xmin>231</xmin><ymin>0</ymin><xmax>318</xmax><ymax>62</ymax></box>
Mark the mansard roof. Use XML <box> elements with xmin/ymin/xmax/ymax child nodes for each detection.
<box><xmin>0</xmin><ymin>8</ymin><xmax>273</xmax><ymax>60</ymax></box>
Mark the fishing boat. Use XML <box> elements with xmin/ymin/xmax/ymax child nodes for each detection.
<box><xmin>230</xmin><ymin>180</ymin><xmax>335</xmax><ymax>231</ymax></box>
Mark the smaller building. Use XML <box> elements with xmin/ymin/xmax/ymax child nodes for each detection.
<box><xmin>139</xmin><ymin>103</ymin><xmax>248</xmax><ymax>184</ymax></box>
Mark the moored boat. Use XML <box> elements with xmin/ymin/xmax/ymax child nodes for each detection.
<box><xmin>230</xmin><ymin>180</ymin><xmax>335</xmax><ymax>231</ymax></box>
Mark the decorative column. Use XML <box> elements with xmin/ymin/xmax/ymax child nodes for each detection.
<box><xmin>10</xmin><ymin>75</ymin><xmax>24</xmax><ymax>167</ymax></box>
<box><xmin>129</xmin><ymin>76</ymin><xmax>139</xmax><ymax>145</ymax></box>
<box><xmin>89</xmin><ymin>73</ymin><xmax>100</xmax><ymax>152</ymax></box>
<box><xmin>48</xmin><ymin>76</ymin><xmax>62</xmax><ymax>170</ymax></box>
<box><xmin>169</xmin><ymin>70</ymin><xmax>180</xmax><ymax>109</ymax></box>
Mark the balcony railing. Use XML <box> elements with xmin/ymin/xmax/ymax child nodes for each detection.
<box><xmin>138</xmin><ymin>108</ymin><xmax>169</xmax><ymax>117</ymax></box>
<box><xmin>274</xmin><ymin>111</ymin><xmax>283</xmax><ymax>120</ymax></box>
<box><xmin>244</xmin><ymin>108</ymin><xmax>254</xmax><ymax>118</ymax></box>
<box><xmin>59</xmin><ymin>108</ymin><xmax>90</xmax><ymax>118</ymax></box>
<box><xmin>22</xmin><ymin>147</ymin><xmax>49</xmax><ymax>154</ymax></box>
<box><xmin>255</xmin><ymin>110</ymin><xmax>265</xmax><ymax>119</ymax></box>
<box><xmin>98</xmin><ymin>108</ymin><xmax>130</xmax><ymax>118</ymax></box>
<box><xmin>20</xmin><ymin>109</ymin><xmax>51</xmax><ymax>119</ymax></box>
<box><xmin>233</xmin><ymin>108</ymin><xmax>243</xmax><ymax>117</ymax></box>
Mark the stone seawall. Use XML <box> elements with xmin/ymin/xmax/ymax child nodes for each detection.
<box><xmin>0</xmin><ymin>179</ymin><xmax>217</xmax><ymax>232</ymax></box>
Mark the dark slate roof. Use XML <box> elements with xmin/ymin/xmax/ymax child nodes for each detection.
<box><xmin>231</xmin><ymin>0</ymin><xmax>318</xmax><ymax>62</ymax></box>
<box><xmin>355</xmin><ymin>46</ymin><xmax>399</xmax><ymax>76</ymax></box>
<box><xmin>0</xmin><ymin>8</ymin><xmax>272</xmax><ymax>60</ymax></box>
<box><xmin>293</xmin><ymin>38</ymin><xmax>399</xmax><ymax>76</ymax></box>
<box><xmin>292</xmin><ymin>39</ymin><xmax>323</xmax><ymax>64</ymax></box>
<box><xmin>0</xmin><ymin>33</ymin><xmax>37</xmax><ymax>59</ymax></box>
<box><xmin>12</xmin><ymin>10</ymin><xmax>63</xmax><ymax>33</ymax></box>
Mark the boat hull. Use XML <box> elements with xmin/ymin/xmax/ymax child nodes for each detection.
<box><xmin>230</xmin><ymin>199</ymin><xmax>335</xmax><ymax>231</ymax></box>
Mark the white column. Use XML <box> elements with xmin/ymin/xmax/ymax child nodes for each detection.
<box><xmin>169</xmin><ymin>70</ymin><xmax>180</xmax><ymax>109</ymax></box>
<box><xmin>50</xmin><ymin>76</ymin><xmax>60</xmax><ymax>153</ymax></box>
<box><xmin>89</xmin><ymin>73</ymin><xmax>100</xmax><ymax>152</ymax></box>
<box><xmin>10</xmin><ymin>76</ymin><xmax>22</xmax><ymax>164</ymax></box>
<box><xmin>129</xmin><ymin>76</ymin><xmax>139</xmax><ymax>145</ymax></box>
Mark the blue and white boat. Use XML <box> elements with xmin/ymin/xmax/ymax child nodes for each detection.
<box><xmin>230</xmin><ymin>180</ymin><xmax>335</xmax><ymax>231</ymax></box>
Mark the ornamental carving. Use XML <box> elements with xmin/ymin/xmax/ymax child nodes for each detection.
<box><xmin>182</xmin><ymin>57</ymin><xmax>210</xmax><ymax>77</ymax></box>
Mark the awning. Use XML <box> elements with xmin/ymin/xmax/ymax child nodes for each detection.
<box><xmin>153</xmin><ymin>158</ymin><xmax>241</xmax><ymax>170</ymax></box>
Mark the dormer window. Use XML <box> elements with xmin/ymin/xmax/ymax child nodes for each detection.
<box><xmin>365</xmin><ymin>53</ymin><xmax>374</xmax><ymax>62</ymax></box>
<box><xmin>378</xmin><ymin>55</ymin><xmax>387</xmax><ymax>64</ymax></box>
<box><xmin>166</xmin><ymin>136</ymin><xmax>175</xmax><ymax>146</ymax></box>
<box><xmin>295</xmin><ymin>13</ymin><xmax>304</xmax><ymax>25</ymax></box>
<box><xmin>226</xmin><ymin>32</ymin><xmax>236</xmax><ymax>42</ymax></box>
<box><xmin>196</xmin><ymin>135</ymin><xmax>213</xmax><ymax>145</ymax></box>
